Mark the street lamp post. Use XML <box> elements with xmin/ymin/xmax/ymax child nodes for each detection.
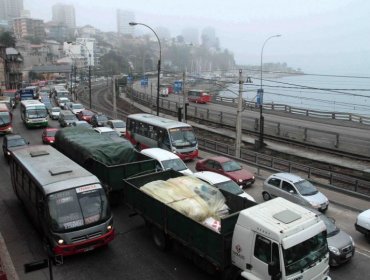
<box><xmin>88</xmin><ymin>53</ymin><xmax>92</xmax><ymax>109</ymax></box>
<box><xmin>258</xmin><ymin>34</ymin><xmax>281</xmax><ymax>148</ymax></box>
<box><xmin>129</xmin><ymin>22</ymin><xmax>161</xmax><ymax>116</ymax></box>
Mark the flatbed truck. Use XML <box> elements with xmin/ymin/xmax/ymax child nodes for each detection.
<box><xmin>123</xmin><ymin>170</ymin><xmax>331</xmax><ymax>280</ymax></box>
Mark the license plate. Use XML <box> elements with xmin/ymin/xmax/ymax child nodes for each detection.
<box><xmin>84</xmin><ymin>246</ymin><xmax>94</xmax><ymax>252</ymax></box>
<box><xmin>346</xmin><ymin>253</ymin><xmax>352</xmax><ymax>258</ymax></box>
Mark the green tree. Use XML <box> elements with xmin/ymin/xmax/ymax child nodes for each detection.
<box><xmin>0</xmin><ymin>31</ymin><xmax>16</xmax><ymax>47</ymax></box>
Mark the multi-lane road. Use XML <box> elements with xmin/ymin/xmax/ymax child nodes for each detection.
<box><xmin>0</xmin><ymin>101</ymin><xmax>369</xmax><ymax>280</ymax></box>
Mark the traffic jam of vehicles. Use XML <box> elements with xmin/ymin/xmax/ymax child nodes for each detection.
<box><xmin>1</xmin><ymin>81</ymin><xmax>369</xmax><ymax>280</ymax></box>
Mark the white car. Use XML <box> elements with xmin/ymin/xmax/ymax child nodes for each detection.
<box><xmin>355</xmin><ymin>209</ymin><xmax>370</xmax><ymax>242</ymax></box>
<box><xmin>107</xmin><ymin>119</ymin><xmax>126</xmax><ymax>136</ymax></box>
<box><xmin>69</xmin><ymin>103</ymin><xmax>85</xmax><ymax>115</ymax></box>
<box><xmin>193</xmin><ymin>171</ymin><xmax>255</xmax><ymax>202</ymax></box>
<box><xmin>140</xmin><ymin>148</ymin><xmax>192</xmax><ymax>175</ymax></box>
<box><xmin>49</xmin><ymin>107</ymin><xmax>61</xmax><ymax>120</ymax></box>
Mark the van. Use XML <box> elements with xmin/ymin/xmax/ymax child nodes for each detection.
<box><xmin>140</xmin><ymin>147</ymin><xmax>192</xmax><ymax>175</ymax></box>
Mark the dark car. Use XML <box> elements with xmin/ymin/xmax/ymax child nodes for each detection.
<box><xmin>2</xmin><ymin>134</ymin><xmax>29</xmax><ymax>162</ymax></box>
<box><xmin>91</xmin><ymin>113</ymin><xmax>109</xmax><ymax>127</ymax></box>
<box><xmin>77</xmin><ymin>109</ymin><xmax>94</xmax><ymax>123</ymax></box>
<box><xmin>58</xmin><ymin>110</ymin><xmax>78</xmax><ymax>127</ymax></box>
<box><xmin>195</xmin><ymin>156</ymin><xmax>255</xmax><ymax>188</ymax></box>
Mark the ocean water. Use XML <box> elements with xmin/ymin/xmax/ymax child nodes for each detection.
<box><xmin>218</xmin><ymin>74</ymin><xmax>370</xmax><ymax>116</ymax></box>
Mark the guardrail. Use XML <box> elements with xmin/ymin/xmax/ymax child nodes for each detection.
<box><xmin>213</xmin><ymin>96</ymin><xmax>370</xmax><ymax>125</ymax></box>
<box><xmin>198</xmin><ymin>137</ymin><xmax>370</xmax><ymax>200</ymax></box>
<box><xmin>84</xmin><ymin>84</ymin><xmax>370</xmax><ymax>200</ymax></box>
<box><xmin>130</xmin><ymin>90</ymin><xmax>370</xmax><ymax>157</ymax></box>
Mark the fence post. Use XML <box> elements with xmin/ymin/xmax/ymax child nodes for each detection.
<box><xmin>255</xmin><ymin>118</ymin><xmax>259</xmax><ymax>131</ymax></box>
<box><xmin>289</xmin><ymin>162</ymin><xmax>292</xmax><ymax>173</ymax></box>
<box><xmin>277</xmin><ymin>123</ymin><xmax>280</xmax><ymax>136</ymax></box>
<box><xmin>355</xmin><ymin>180</ymin><xmax>358</xmax><ymax>192</ymax></box>
<box><xmin>304</xmin><ymin>128</ymin><xmax>307</xmax><ymax>142</ymax></box>
<box><xmin>330</xmin><ymin>173</ymin><xmax>333</xmax><ymax>185</ymax></box>
<box><xmin>308</xmin><ymin>168</ymin><xmax>312</xmax><ymax>178</ymax></box>
<box><xmin>335</xmin><ymin>134</ymin><xmax>339</xmax><ymax>148</ymax></box>
<box><xmin>219</xmin><ymin>112</ymin><xmax>223</xmax><ymax>124</ymax></box>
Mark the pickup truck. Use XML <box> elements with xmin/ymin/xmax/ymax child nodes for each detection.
<box><xmin>123</xmin><ymin>170</ymin><xmax>331</xmax><ymax>280</ymax></box>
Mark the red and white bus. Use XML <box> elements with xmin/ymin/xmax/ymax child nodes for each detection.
<box><xmin>126</xmin><ymin>113</ymin><xmax>198</xmax><ymax>160</ymax></box>
<box><xmin>187</xmin><ymin>89</ymin><xmax>212</xmax><ymax>104</ymax></box>
<box><xmin>0</xmin><ymin>103</ymin><xmax>13</xmax><ymax>134</ymax></box>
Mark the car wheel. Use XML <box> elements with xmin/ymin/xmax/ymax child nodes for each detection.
<box><xmin>262</xmin><ymin>191</ymin><xmax>271</xmax><ymax>201</ymax></box>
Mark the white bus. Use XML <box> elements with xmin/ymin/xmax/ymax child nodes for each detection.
<box><xmin>20</xmin><ymin>100</ymin><xmax>48</xmax><ymax>128</ymax></box>
<box><xmin>126</xmin><ymin>113</ymin><xmax>198</xmax><ymax>160</ymax></box>
<box><xmin>9</xmin><ymin>145</ymin><xmax>115</xmax><ymax>258</ymax></box>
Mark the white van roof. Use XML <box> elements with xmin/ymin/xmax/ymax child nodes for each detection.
<box><xmin>141</xmin><ymin>148</ymin><xmax>180</xmax><ymax>161</ymax></box>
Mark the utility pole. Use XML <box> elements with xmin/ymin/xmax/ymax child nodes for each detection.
<box><xmin>182</xmin><ymin>71</ymin><xmax>187</xmax><ymax>122</ymax></box>
<box><xmin>235</xmin><ymin>69</ymin><xmax>243</xmax><ymax>158</ymax></box>
<box><xmin>112</xmin><ymin>75</ymin><xmax>117</xmax><ymax>119</ymax></box>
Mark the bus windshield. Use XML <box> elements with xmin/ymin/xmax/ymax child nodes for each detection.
<box><xmin>47</xmin><ymin>185</ymin><xmax>110</xmax><ymax>233</ymax></box>
<box><xmin>283</xmin><ymin>231</ymin><xmax>328</xmax><ymax>276</ymax></box>
<box><xmin>169</xmin><ymin>127</ymin><xmax>197</xmax><ymax>148</ymax></box>
<box><xmin>26</xmin><ymin>107</ymin><xmax>47</xmax><ymax>118</ymax></box>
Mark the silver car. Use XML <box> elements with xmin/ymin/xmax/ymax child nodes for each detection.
<box><xmin>262</xmin><ymin>173</ymin><xmax>329</xmax><ymax>212</ymax></box>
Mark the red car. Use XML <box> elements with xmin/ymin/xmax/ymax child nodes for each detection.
<box><xmin>77</xmin><ymin>109</ymin><xmax>94</xmax><ymax>123</ymax></box>
<box><xmin>42</xmin><ymin>128</ymin><xmax>58</xmax><ymax>144</ymax></box>
<box><xmin>195</xmin><ymin>156</ymin><xmax>255</xmax><ymax>188</ymax></box>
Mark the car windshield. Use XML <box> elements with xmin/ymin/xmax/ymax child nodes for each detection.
<box><xmin>113</xmin><ymin>121</ymin><xmax>125</xmax><ymax>128</ymax></box>
<box><xmin>46</xmin><ymin>130</ymin><xmax>57</xmax><ymax>137</ymax></box>
<box><xmin>0</xmin><ymin>112</ymin><xmax>11</xmax><ymax>124</ymax></box>
<box><xmin>52</xmin><ymin>108</ymin><xmax>60</xmax><ymax>112</ymax></box>
<box><xmin>215</xmin><ymin>180</ymin><xmax>243</xmax><ymax>195</ymax></box>
<box><xmin>169</xmin><ymin>127</ymin><xmax>197</xmax><ymax>148</ymax></box>
<box><xmin>72</xmin><ymin>104</ymin><xmax>83</xmax><ymax>109</ymax></box>
<box><xmin>8</xmin><ymin>138</ymin><xmax>27</xmax><ymax>147</ymax></box>
<box><xmin>63</xmin><ymin>114</ymin><xmax>76</xmax><ymax>120</ymax></box>
<box><xmin>74</xmin><ymin>122</ymin><xmax>90</xmax><ymax>128</ymax></box>
<box><xmin>283</xmin><ymin>231</ymin><xmax>328</xmax><ymax>276</ymax></box>
<box><xmin>221</xmin><ymin>160</ymin><xmax>242</xmax><ymax>172</ymax></box>
<box><xmin>97</xmin><ymin>115</ymin><xmax>108</xmax><ymax>121</ymax></box>
<box><xmin>319</xmin><ymin>214</ymin><xmax>340</xmax><ymax>237</ymax></box>
<box><xmin>161</xmin><ymin>158</ymin><xmax>188</xmax><ymax>172</ymax></box>
<box><xmin>47</xmin><ymin>185</ymin><xmax>110</xmax><ymax>233</ymax></box>
<box><xmin>82</xmin><ymin>111</ymin><xmax>93</xmax><ymax>116</ymax></box>
<box><xmin>294</xmin><ymin>180</ymin><xmax>318</xmax><ymax>196</ymax></box>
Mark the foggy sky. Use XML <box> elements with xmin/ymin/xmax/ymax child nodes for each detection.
<box><xmin>24</xmin><ymin>0</ymin><xmax>370</xmax><ymax>75</ymax></box>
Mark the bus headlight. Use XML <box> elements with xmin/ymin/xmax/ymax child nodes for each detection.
<box><xmin>107</xmin><ymin>225</ymin><xmax>113</xmax><ymax>231</ymax></box>
<box><xmin>6</xmin><ymin>151</ymin><xmax>11</xmax><ymax>156</ymax></box>
<box><xmin>58</xmin><ymin>239</ymin><xmax>64</xmax><ymax>245</ymax></box>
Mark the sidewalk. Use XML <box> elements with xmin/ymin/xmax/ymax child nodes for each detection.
<box><xmin>122</xmin><ymin>93</ymin><xmax>370</xmax><ymax>212</ymax></box>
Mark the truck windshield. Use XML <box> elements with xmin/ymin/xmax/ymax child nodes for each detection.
<box><xmin>47</xmin><ymin>185</ymin><xmax>110</xmax><ymax>233</ymax></box>
<box><xmin>283</xmin><ymin>231</ymin><xmax>327</xmax><ymax>276</ymax></box>
<box><xmin>169</xmin><ymin>127</ymin><xmax>197</xmax><ymax>148</ymax></box>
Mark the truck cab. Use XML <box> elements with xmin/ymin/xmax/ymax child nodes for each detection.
<box><xmin>232</xmin><ymin>197</ymin><xmax>330</xmax><ymax>280</ymax></box>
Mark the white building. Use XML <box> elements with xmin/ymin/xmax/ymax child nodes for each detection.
<box><xmin>63</xmin><ymin>38</ymin><xmax>95</xmax><ymax>67</ymax></box>
<box><xmin>52</xmin><ymin>3</ymin><xmax>75</xmax><ymax>28</ymax></box>
<box><xmin>117</xmin><ymin>10</ymin><xmax>135</xmax><ymax>36</ymax></box>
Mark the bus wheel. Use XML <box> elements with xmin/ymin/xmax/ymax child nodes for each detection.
<box><xmin>151</xmin><ymin>226</ymin><xmax>168</xmax><ymax>251</ymax></box>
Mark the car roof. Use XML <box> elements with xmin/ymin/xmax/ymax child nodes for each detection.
<box><xmin>140</xmin><ymin>148</ymin><xmax>180</xmax><ymax>161</ymax></box>
<box><xmin>206</xmin><ymin>156</ymin><xmax>233</xmax><ymax>163</ymax></box>
<box><xmin>193</xmin><ymin>171</ymin><xmax>230</xmax><ymax>184</ymax></box>
<box><xmin>269</xmin><ymin>172</ymin><xmax>303</xmax><ymax>183</ymax></box>
<box><xmin>60</xmin><ymin>110</ymin><xmax>74</xmax><ymax>115</ymax></box>
<box><xmin>44</xmin><ymin>127</ymin><xmax>58</xmax><ymax>131</ymax></box>
<box><xmin>109</xmin><ymin>119</ymin><xmax>125</xmax><ymax>123</ymax></box>
<box><xmin>5</xmin><ymin>134</ymin><xmax>23</xmax><ymax>140</ymax></box>
<box><xmin>94</xmin><ymin>127</ymin><xmax>115</xmax><ymax>133</ymax></box>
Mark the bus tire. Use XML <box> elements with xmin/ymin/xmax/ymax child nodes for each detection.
<box><xmin>151</xmin><ymin>225</ymin><xmax>168</xmax><ymax>251</ymax></box>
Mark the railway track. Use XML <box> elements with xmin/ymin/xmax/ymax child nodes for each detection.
<box><xmin>77</xmin><ymin>83</ymin><xmax>370</xmax><ymax>183</ymax></box>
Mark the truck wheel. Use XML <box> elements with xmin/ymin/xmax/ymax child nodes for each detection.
<box><xmin>151</xmin><ymin>226</ymin><xmax>167</xmax><ymax>251</ymax></box>
<box><xmin>262</xmin><ymin>191</ymin><xmax>271</xmax><ymax>201</ymax></box>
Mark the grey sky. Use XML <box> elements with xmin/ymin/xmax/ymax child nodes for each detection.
<box><xmin>24</xmin><ymin>0</ymin><xmax>370</xmax><ymax>75</ymax></box>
